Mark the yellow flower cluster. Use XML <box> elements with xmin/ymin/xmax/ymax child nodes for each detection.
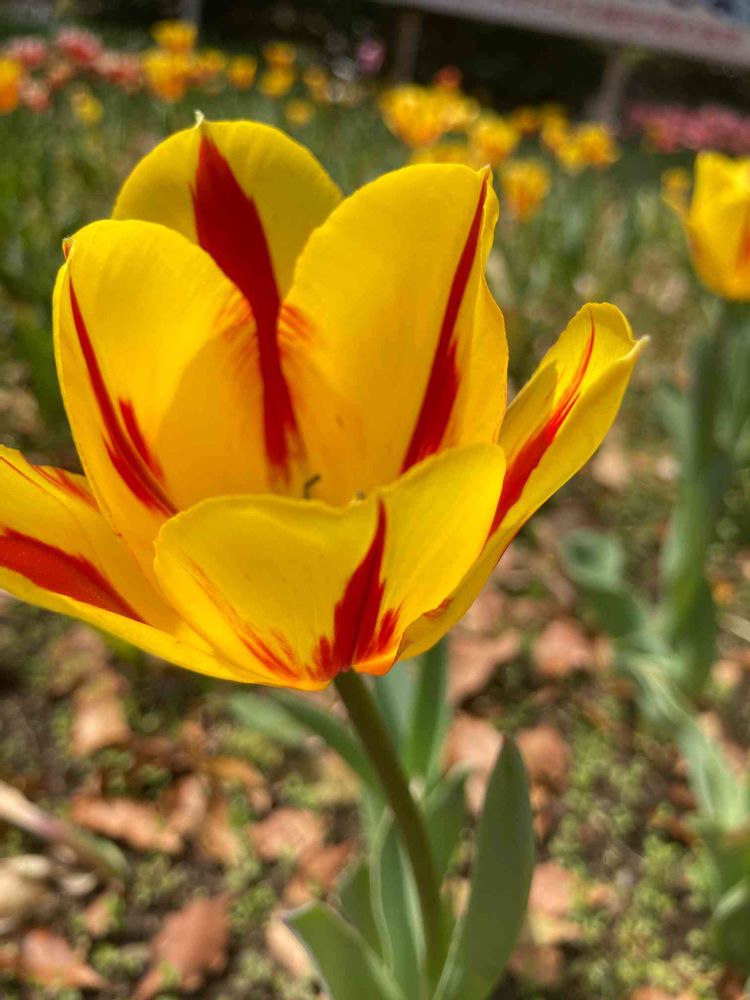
<box><xmin>380</xmin><ymin>83</ymin><xmax>479</xmax><ymax>149</ymax></box>
<box><xmin>139</xmin><ymin>26</ymin><xmax>321</xmax><ymax>121</ymax></box>
<box><xmin>553</xmin><ymin>122</ymin><xmax>621</xmax><ymax>173</ymax></box>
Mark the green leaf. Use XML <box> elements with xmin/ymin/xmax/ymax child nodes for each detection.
<box><xmin>287</xmin><ymin>902</ymin><xmax>407</xmax><ymax>1000</ymax></box>
<box><xmin>712</xmin><ymin>878</ymin><xmax>750</xmax><ymax>974</ymax></box>
<box><xmin>423</xmin><ymin>768</ymin><xmax>467</xmax><ymax>883</ymax></box>
<box><xmin>403</xmin><ymin>641</ymin><xmax>451</xmax><ymax>786</ymax></box>
<box><xmin>678</xmin><ymin>718</ymin><xmax>748</xmax><ymax>832</ymax></box>
<box><xmin>272</xmin><ymin>690</ymin><xmax>383</xmax><ymax>799</ymax></box>
<box><xmin>339</xmin><ymin>858</ymin><xmax>383</xmax><ymax>958</ymax></box>
<box><xmin>371</xmin><ymin>817</ymin><xmax>424</xmax><ymax>999</ymax></box>
<box><xmin>435</xmin><ymin>739</ymin><xmax>534</xmax><ymax>1000</ymax></box>
<box><xmin>654</xmin><ymin>380</ymin><xmax>687</xmax><ymax>457</ymax></box>
<box><xmin>229</xmin><ymin>691</ymin><xmax>308</xmax><ymax>747</ymax></box>
<box><xmin>560</xmin><ymin>529</ymin><xmax>625</xmax><ymax>589</ymax></box>
<box><xmin>373</xmin><ymin>666</ymin><xmax>417</xmax><ymax>749</ymax></box>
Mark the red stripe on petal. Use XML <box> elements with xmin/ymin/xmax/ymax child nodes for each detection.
<box><xmin>0</xmin><ymin>528</ymin><xmax>143</xmax><ymax>620</ymax></box>
<box><xmin>0</xmin><ymin>456</ymin><xmax>97</xmax><ymax>511</ymax></box>
<box><xmin>401</xmin><ymin>176</ymin><xmax>488</xmax><ymax>472</ymax></box>
<box><xmin>68</xmin><ymin>282</ymin><xmax>175</xmax><ymax>516</ymax></box>
<box><xmin>118</xmin><ymin>399</ymin><xmax>164</xmax><ymax>480</ymax></box>
<box><xmin>490</xmin><ymin>316</ymin><xmax>597</xmax><ymax>535</ymax></box>
<box><xmin>192</xmin><ymin>133</ymin><xmax>299</xmax><ymax>480</ymax></box>
<box><xmin>314</xmin><ymin>501</ymin><xmax>400</xmax><ymax>680</ymax></box>
<box><xmin>35</xmin><ymin>467</ymin><xmax>98</xmax><ymax>509</ymax></box>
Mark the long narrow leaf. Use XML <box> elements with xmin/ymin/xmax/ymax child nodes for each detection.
<box><xmin>436</xmin><ymin>738</ymin><xmax>534</xmax><ymax>1000</ymax></box>
<box><xmin>370</xmin><ymin>816</ymin><xmax>424</xmax><ymax>999</ymax></box>
<box><xmin>272</xmin><ymin>690</ymin><xmax>382</xmax><ymax>797</ymax></box>
<box><xmin>339</xmin><ymin>858</ymin><xmax>383</xmax><ymax>958</ymax></box>
<box><xmin>403</xmin><ymin>641</ymin><xmax>451</xmax><ymax>785</ymax></box>
<box><xmin>423</xmin><ymin>768</ymin><xmax>467</xmax><ymax>883</ymax></box>
<box><xmin>287</xmin><ymin>902</ymin><xmax>407</xmax><ymax>1000</ymax></box>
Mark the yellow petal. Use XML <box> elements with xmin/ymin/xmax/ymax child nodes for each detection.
<box><xmin>114</xmin><ymin>120</ymin><xmax>342</xmax><ymax>484</ymax></box>
<box><xmin>0</xmin><ymin>447</ymin><xmax>247</xmax><ymax>682</ymax></box>
<box><xmin>402</xmin><ymin>303</ymin><xmax>644</xmax><ymax>657</ymax></box>
<box><xmin>686</xmin><ymin>151</ymin><xmax>750</xmax><ymax>299</ymax></box>
<box><xmin>280</xmin><ymin>163</ymin><xmax>507</xmax><ymax>505</ymax></box>
<box><xmin>154</xmin><ymin>444</ymin><xmax>505</xmax><ymax>690</ymax></box>
<box><xmin>54</xmin><ymin>219</ymin><xmax>270</xmax><ymax>577</ymax></box>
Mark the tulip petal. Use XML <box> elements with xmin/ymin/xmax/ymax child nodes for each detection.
<box><xmin>154</xmin><ymin>444</ymin><xmax>505</xmax><ymax>690</ymax></box>
<box><xmin>686</xmin><ymin>152</ymin><xmax>750</xmax><ymax>298</ymax></box>
<box><xmin>280</xmin><ymin>164</ymin><xmax>507</xmax><ymax>505</ymax></box>
<box><xmin>0</xmin><ymin>447</ymin><xmax>249</xmax><ymax>682</ymax></box>
<box><xmin>54</xmin><ymin>219</ymin><xmax>272</xmax><ymax>576</ymax></box>
<box><xmin>113</xmin><ymin>120</ymin><xmax>341</xmax><ymax>484</ymax></box>
<box><xmin>401</xmin><ymin>303</ymin><xmax>644</xmax><ymax>657</ymax></box>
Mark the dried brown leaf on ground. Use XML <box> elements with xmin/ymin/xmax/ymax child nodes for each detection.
<box><xmin>162</xmin><ymin>774</ymin><xmax>209</xmax><ymax>841</ymax></box>
<box><xmin>71</xmin><ymin>666</ymin><xmax>131</xmax><ymax>756</ymax></box>
<box><xmin>448</xmin><ymin>630</ymin><xmax>521</xmax><ymax>704</ymax></box>
<box><xmin>314</xmin><ymin>749</ymin><xmax>361</xmax><ymax>808</ymax></box>
<box><xmin>134</xmin><ymin>894</ymin><xmax>229</xmax><ymax>1000</ymax></box>
<box><xmin>82</xmin><ymin>891</ymin><xmax>121</xmax><ymax>938</ymax></box>
<box><xmin>284</xmin><ymin>840</ymin><xmax>355</xmax><ymax>906</ymax></box>
<box><xmin>591</xmin><ymin>436</ymin><xmax>631</xmax><ymax>491</ymax></box>
<box><xmin>15</xmin><ymin>928</ymin><xmax>106</xmax><ymax>990</ymax></box>
<box><xmin>516</xmin><ymin>723</ymin><xmax>571</xmax><ymax>791</ymax></box>
<box><xmin>527</xmin><ymin>861</ymin><xmax>581</xmax><ymax>946</ymax></box>
<box><xmin>509</xmin><ymin>940</ymin><xmax>564</xmax><ymax>988</ymax></box>
<box><xmin>460</xmin><ymin>584</ymin><xmax>507</xmax><ymax>634</ymax></box>
<box><xmin>266</xmin><ymin>911</ymin><xmax>312</xmax><ymax>978</ymax></box>
<box><xmin>71</xmin><ymin>795</ymin><xmax>182</xmax><ymax>854</ymax></box>
<box><xmin>197</xmin><ymin>794</ymin><xmax>245</xmax><ymax>866</ymax></box>
<box><xmin>717</xmin><ymin>968</ymin><xmax>749</xmax><ymax>1000</ymax></box>
<box><xmin>443</xmin><ymin>714</ymin><xmax>503</xmax><ymax>815</ymax></box>
<box><xmin>628</xmin><ymin>990</ymin><xmax>698</xmax><ymax>1000</ymax></box>
<box><xmin>250</xmin><ymin>807</ymin><xmax>326</xmax><ymax>863</ymax></box>
<box><xmin>48</xmin><ymin>624</ymin><xmax>110</xmax><ymax>696</ymax></box>
<box><xmin>532</xmin><ymin>619</ymin><xmax>596</xmax><ymax>681</ymax></box>
<box><xmin>0</xmin><ymin>856</ymin><xmax>55</xmax><ymax>932</ymax></box>
<box><xmin>203</xmin><ymin>756</ymin><xmax>271</xmax><ymax>813</ymax></box>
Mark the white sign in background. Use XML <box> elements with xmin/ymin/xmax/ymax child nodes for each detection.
<box><xmin>382</xmin><ymin>0</ymin><xmax>750</xmax><ymax>69</ymax></box>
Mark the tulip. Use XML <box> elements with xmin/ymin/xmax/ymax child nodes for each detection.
<box><xmin>263</xmin><ymin>42</ymin><xmax>296</xmax><ymax>70</ymax></box>
<box><xmin>55</xmin><ymin>27</ymin><xmax>103</xmax><ymax>67</ymax></box>
<box><xmin>5</xmin><ymin>36</ymin><xmax>48</xmax><ymax>71</ymax></box>
<box><xmin>501</xmin><ymin>159</ymin><xmax>552</xmax><ymax>220</ymax></box>
<box><xmin>70</xmin><ymin>86</ymin><xmax>103</xmax><ymax>127</ymax></box>
<box><xmin>151</xmin><ymin>19</ymin><xmax>197</xmax><ymax>55</ymax></box>
<box><xmin>284</xmin><ymin>98</ymin><xmax>314</xmax><ymax>127</ymax></box>
<box><xmin>674</xmin><ymin>151</ymin><xmax>750</xmax><ymax>300</ymax></box>
<box><xmin>228</xmin><ymin>56</ymin><xmax>257</xmax><ymax>91</ymax></box>
<box><xmin>469</xmin><ymin>115</ymin><xmax>520</xmax><ymax>167</ymax></box>
<box><xmin>142</xmin><ymin>49</ymin><xmax>191</xmax><ymax>103</ymax></box>
<box><xmin>0</xmin><ymin>57</ymin><xmax>22</xmax><ymax>114</ymax></box>
<box><xmin>0</xmin><ymin>120</ymin><xmax>642</xmax><ymax>692</ymax></box>
<box><xmin>258</xmin><ymin>67</ymin><xmax>295</xmax><ymax>99</ymax></box>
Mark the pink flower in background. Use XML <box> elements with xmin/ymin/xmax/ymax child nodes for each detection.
<box><xmin>94</xmin><ymin>50</ymin><xmax>142</xmax><ymax>91</ymax></box>
<box><xmin>5</xmin><ymin>36</ymin><xmax>48</xmax><ymax>70</ymax></box>
<box><xmin>356</xmin><ymin>37</ymin><xmax>385</xmax><ymax>76</ymax></box>
<box><xmin>628</xmin><ymin>102</ymin><xmax>750</xmax><ymax>155</ymax></box>
<box><xmin>20</xmin><ymin>78</ymin><xmax>50</xmax><ymax>113</ymax></box>
<box><xmin>55</xmin><ymin>27</ymin><xmax>103</xmax><ymax>67</ymax></box>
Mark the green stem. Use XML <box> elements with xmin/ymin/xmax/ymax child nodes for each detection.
<box><xmin>334</xmin><ymin>669</ymin><xmax>443</xmax><ymax>988</ymax></box>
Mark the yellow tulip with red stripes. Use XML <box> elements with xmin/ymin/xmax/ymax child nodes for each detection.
<box><xmin>0</xmin><ymin>119</ymin><xmax>644</xmax><ymax>690</ymax></box>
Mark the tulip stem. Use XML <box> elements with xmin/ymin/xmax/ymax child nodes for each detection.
<box><xmin>334</xmin><ymin>669</ymin><xmax>444</xmax><ymax>988</ymax></box>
